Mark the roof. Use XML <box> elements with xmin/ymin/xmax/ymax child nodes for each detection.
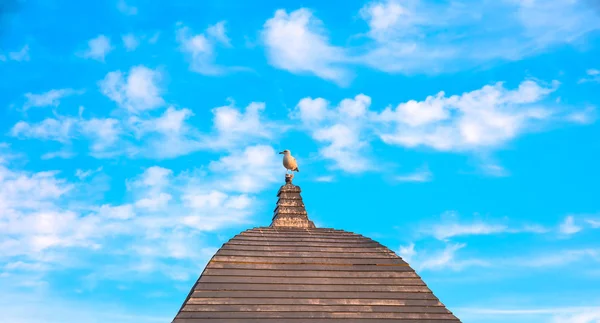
<box><xmin>172</xmin><ymin>175</ymin><xmax>461</xmax><ymax>322</ymax></box>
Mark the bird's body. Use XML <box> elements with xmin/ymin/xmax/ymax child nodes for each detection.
<box><xmin>279</xmin><ymin>150</ymin><xmax>299</xmax><ymax>173</ymax></box>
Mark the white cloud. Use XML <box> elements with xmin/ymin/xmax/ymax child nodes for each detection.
<box><xmin>11</xmin><ymin>117</ymin><xmax>77</xmax><ymax>143</ymax></box>
<box><xmin>413</xmin><ymin>242</ymin><xmax>489</xmax><ymax>271</ymax></box>
<box><xmin>373</xmin><ymin>80</ymin><xmax>558</xmax><ymax>151</ymax></box>
<box><xmin>565</xmin><ymin>107</ymin><xmax>596</xmax><ymax>125</ymax></box>
<box><xmin>359</xmin><ymin>0</ymin><xmax>414</xmax><ymax>42</ymax></box>
<box><xmin>428</xmin><ymin>222</ymin><xmax>509</xmax><ymax>240</ymax></box>
<box><xmin>359</xmin><ymin>0</ymin><xmax>600</xmax><ymax>75</ymax></box>
<box><xmin>262</xmin><ymin>2</ymin><xmax>600</xmax><ymax>84</ymax></box>
<box><xmin>313</xmin><ymin>124</ymin><xmax>371</xmax><ymax>172</ymax></box>
<box><xmin>420</xmin><ymin>213</ymin><xmax>550</xmax><ymax>240</ymax></box>
<box><xmin>457</xmin><ymin>306</ymin><xmax>600</xmax><ymax>323</ymax></box>
<box><xmin>41</xmin><ymin>150</ymin><xmax>76</xmax><ymax>160</ymax></box>
<box><xmin>121</xmin><ymin>34</ymin><xmax>139</xmax><ymax>51</ymax></box>
<box><xmin>148</xmin><ymin>32</ymin><xmax>160</xmax><ymax>44</ymax></box>
<box><xmin>81</xmin><ymin>35</ymin><xmax>113</xmax><ymax>61</ymax></box>
<box><xmin>128</xmin><ymin>106</ymin><xmax>203</xmax><ymax>158</ymax></box>
<box><xmin>75</xmin><ymin>167</ymin><xmax>103</xmax><ymax>180</ymax></box>
<box><xmin>289</xmin><ymin>78</ymin><xmax>583</xmax><ymax>174</ymax></box>
<box><xmin>398</xmin><ymin>242</ymin><xmax>416</xmax><ymax>263</ymax></box>
<box><xmin>586</xmin><ymin>219</ymin><xmax>600</xmax><ymax>229</ymax></box>
<box><xmin>9</xmin><ymin>115</ymin><xmax>123</xmax><ymax>153</ymax></box>
<box><xmin>80</xmin><ymin>118</ymin><xmax>122</xmax><ymax>153</ymax></box>
<box><xmin>206</xmin><ymin>21</ymin><xmax>231</xmax><ymax>46</ymax></box>
<box><xmin>208</xmin><ymin>145</ymin><xmax>281</xmax><ymax>193</ymax></box>
<box><xmin>99</xmin><ymin>65</ymin><xmax>164</xmax><ymax>113</ymax></box>
<box><xmin>314</xmin><ymin>175</ymin><xmax>334</xmax><ymax>182</ymax></box>
<box><xmin>176</xmin><ymin>21</ymin><xmax>238</xmax><ymax>75</ymax></box>
<box><xmin>23</xmin><ymin>88</ymin><xmax>80</xmax><ymax>110</ymax></box>
<box><xmin>262</xmin><ymin>8</ymin><xmax>350</xmax><ymax>85</ymax></box>
<box><xmin>8</xmin><ymin>45</ymin><xmax>30</xmax><ymax>62</ymax></box>
<box><xmin>292</xmin><ymin>94</ymin><xmax>373</xmax><ymax>173</ymax></box>
<box><xmin>0</xmin><ymin>291</ymin><xmax>169</xmax><ymax>323</ymax></box>
<box><xmin>579</xmin><ymin>68</ymin><xmax>600</xmax><ymax>84</ymax></box>
<box><xmin>10</xmin><ymin>89</ymin><xmax>278</xmax><ymax>160</ymax></box>
<box><xmin>560</xmin><ymin>215</ymin><xmax>582</xmax><ymax>235</ymax></box>
<box><xmin>295</xmin><ymin>97</ymin><xmax>329</xmax><ymax>122</ymax></box>
<box><xmin>204</xmin><ymin>100</ymin><xmax>277</xmax><ymax>150</ymax></box>
<box><xmin>395</xmin><ymin>165</ymin><xmax>432</xmax><ymax>182</ymax></box>
<box><xmin>117</xmin><ymin>0</ymin><xmax>137</xmax><ymax>15</ymax></box>
<box><xmin>516</xmin><ymin>249</ymin><xmax>599</xmax><ymax>268</ymax></box>
<box><xmin>0</xmin><ymin>145</ymin><xmax>282</xmax><ymax>284</ymax></box>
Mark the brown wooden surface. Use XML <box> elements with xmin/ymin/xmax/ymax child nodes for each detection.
<box><xmin>176</xmin><ymin>311</ymin><xmax>457</xmax><ymax>319</ymax></box>
<box><xmin>174</xmin><ymin>320</ymin><xmax>459</xmax><ymax>323</ymax></box>
<box><xmin>186</xmin><ymin>298</ymin><xmax>442</xmax><ymax>306</ymax></box>
<box><xmin>173</xmin><ymin>227</ymin><xmax>461</xmax><ymax>322</ymax></box>
<box><xmin>191</xmin><ymin>290</ymin><xmax>440</xmax><ymax>300</ymax></box>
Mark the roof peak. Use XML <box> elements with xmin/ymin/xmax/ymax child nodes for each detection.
<box><xmin>270</xmin><ymin>174</ymin><xmax>316</xmax><ymax>228</ymax></box>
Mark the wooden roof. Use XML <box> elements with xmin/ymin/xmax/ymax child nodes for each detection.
<box><xmin>172</xmin><ymin>176</ymin><xmax>461</xmax><ymax>322</ymax></box>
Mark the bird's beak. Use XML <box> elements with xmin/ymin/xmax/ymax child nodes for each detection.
<box><xmin>278</xmin><ymin>151</ymin><xmax>284</xmax><ymax>154</ymax></box>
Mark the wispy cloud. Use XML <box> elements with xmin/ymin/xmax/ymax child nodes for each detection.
<box><xmin>0</xmin><ymin>291</ymin><xmax>169</xmax><ymax>323</ymax></box>
<box><xmin>514</xmin><ymin>249</ymin><xmax>600</xmax><ymax>268</ymax></box>
<box><xmin>121</xmin><ymin>33</ymin><xmax>139</xmax><ymax>51</ymax></box>
<box><xmin>116</xmin><ymin>0</ymin><xmax>137</xmax><ymax>16</ymax></box>
<box><xmin>565</xmin><ymin>106</ymin><xmax>596</xmax><ymax>125</ymax></box>
<box><xmin>11</xmin><ymin>117</ymin><xmax>78</xmax><ymax>143</ymax></box>
<box><xmin>176</xmin><ymin>21</ymin><xmax>243</xmax><ymax>75</ymax></box>
<box><xmin>395</xmin><ymin>165</ymin><xmax>432</xmax><ymax>182</ymax></box>
<box><xmin>7</xmin><ymin>44</ymin><xmax>29</xmax><ymax>62</ymax></box>
<box><xmin>586</xmin><ymin>219</ymin><xmax>600</xmax><ymax>228</ymax></box>
<box><xmin>80</xmin><ymin>35</ymin><xmax>113</xmax><ymax>61</ymax></box>
<box><xmin>262</xmin><ymin>1</ymin><xmax>600</xmax><ymax>83</ymax></box>
<box><xmin>314</xmin><ymin>175</ymin><xmax>334</xmax><ymax>182</ymax></box>
<box><xmin>41</xmin><ymin>150</ymin><xmax>76</xmax><ymax>160</ymax></box>
<box><xmin>456</xmin><ymin>306</ymin><xmax>600</xmax><ymax>323</ymax></box>
<box><xmin>22</xmin><ymin>88</ymin><xmax>81</xmax><ymax>110</ymax></box>
<box><xmin>407</xmin><ymin>242</ymin><xmax>489</xmax><ymax>272</ymax></box>
<box><xmin>420</xmin><ymin>213</ymin><xmax>549</xmax><ymax>240</ymax></box>
<box><xmin>578</xmin><ymin>68</ymin><xmax>600</xmax><ymax>84</ymax></box>
<box><xmin>559</xmin><ymin>215</ymin><xmax>582</xmax><ymax>236</ymax></box>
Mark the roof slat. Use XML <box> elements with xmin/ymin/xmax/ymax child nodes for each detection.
<box><xmin>181</xmin><ymin>304</ymin><xmax>450</xmax><ymax>313</ymax></box>
<box><xmin>202</xmin><ymin>268</ymin><xmax>419</xmax><ymax>278</ymax></box>
<box><xmin>194</xmin><ymin>283</ymin><xmax>431</xmax><ymax>293</ymax></box>
<box><xmin>176</xmin><ymin>311</ymin><xmax>457</xmax><ymax>319</ymax></box>
<box><xmin>190</xmin><ymin>290</ymin><xmax>439</xmax><ymax>300</ymax></box>
<box><xmin>186</xmin><ymin>298</ymin><xmax>442</xmax><ymax>306</ymax></box>
<box><xmin>210</xmin><ymin>256</ymin><xmax>407</xmax><ymax>265</ymax></box>
<box><xmin>199</xmin><ymin>276</ymin><xmax>426</xmax><ymax>286</ymax></box>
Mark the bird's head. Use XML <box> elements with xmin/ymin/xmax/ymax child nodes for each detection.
<box><xmin>279</xmin><ymin>149</ymin><xmax>290</xmax><ymax>155</ymax></box>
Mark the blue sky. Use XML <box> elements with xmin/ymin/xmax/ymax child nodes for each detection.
<box><xmin>1</xmin><ymin>0</ymin><xmax>599</xmax><ymax>322</ymax></box>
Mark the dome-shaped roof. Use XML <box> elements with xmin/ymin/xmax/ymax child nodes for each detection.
<box><xmin>173</xmin><ymin>227</ymin><xmax>461</xmax><ymax>322</ymax></box>
<box><xmin>172</xmin><ymin>175</ymin><xmax>461</xmax><ymax>322</ymax></box>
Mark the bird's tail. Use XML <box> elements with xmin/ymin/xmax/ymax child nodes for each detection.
<box><xmin>294</xmin><ymin>167</ymin><xmax>300</xmax><ymax>172</ymax></box>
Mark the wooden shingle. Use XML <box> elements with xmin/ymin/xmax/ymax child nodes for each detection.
<box><xmin>172</xmin><ymin>177</ymin><xmax>462</xmax><ymax>322</ymax></box>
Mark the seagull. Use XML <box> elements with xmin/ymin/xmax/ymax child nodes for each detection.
<box><xmin>279</xmin><ymin>149</ymin><xmax>299</xmax><ymax>174</ymax></box>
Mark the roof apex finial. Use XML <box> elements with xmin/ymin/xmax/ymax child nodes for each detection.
<box><xmin>285</xmin><ymin>173</ymin><xmax>294</xmax><ymax>184</ymax></box>
<box><xmin>271</xmin><ymin>175</ymin><xmax>315</xmax><ymax>228</ymax></box>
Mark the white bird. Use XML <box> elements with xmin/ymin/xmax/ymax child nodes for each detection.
<box><xmin>279</xmin><ymin>149</ymin><xmax>299</xmax><ymax>173</ymax></box>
